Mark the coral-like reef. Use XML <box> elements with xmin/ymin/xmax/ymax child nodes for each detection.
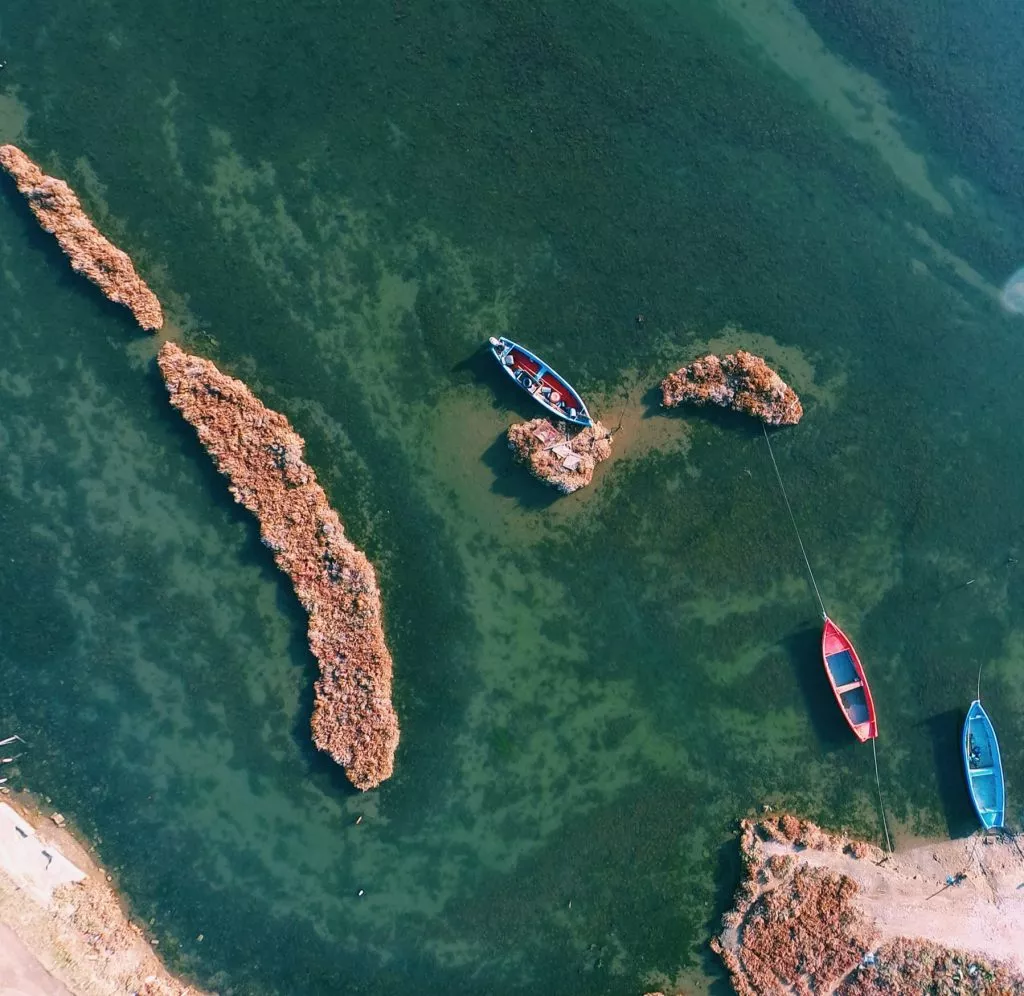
<box><xmin>507</xmin><ymin>418</ymin><xmax>612</xmax><ymax>493</ymax></box>
<box><xmin>157</xmin><ymin>342</ymin><xmax>398</xmax><ymax>790</ymax></box>
<box><xmin>660</xmin><ymin>351</ymin><xmax>802</xmax><ymax>425</ymax></box>
<box><xmin>713</xmin><ymin>815</ymin><xmax>1024</xmax><ymax>995</ymax></box>
<box><xmin>0</xmin><ymin>144</ymin><xmax>163</xmax><ymax>330</ymax></box>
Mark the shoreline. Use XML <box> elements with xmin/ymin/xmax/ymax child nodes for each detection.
<box><xmin>0</xmin><ymin>787</ymin><xmax>210</xmax><ymax>996</ymax></box>
<box><xmin>713</xmin><ymin>814</ymin><xmax>1024</xmax><ymax>994</ymax></box>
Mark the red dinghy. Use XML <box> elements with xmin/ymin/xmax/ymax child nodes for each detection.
<box><xmin>822</xmin><ymin>617</ymin><xmax>878</xmax><ymax>742</ymax></box>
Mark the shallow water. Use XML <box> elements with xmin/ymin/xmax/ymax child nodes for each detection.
<box><xmin>1</xmin><ymin>0</ymin><xmax>1023</xmax><ymax>992</ymax></box>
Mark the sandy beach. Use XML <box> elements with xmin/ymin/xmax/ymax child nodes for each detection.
<box><xmin>714</xmin><ymin>815</ymin><xmax>1024</xmax><ymax>994</ymax></box>
<box><xmin>765</xmin><ymin>831</ymin><xmax>1024</xmax><ymax>973</ymax></box>
<box><xmin>0</xmin><ymin>791</ymin><xmax>208</xmax><ymax>996</ymax></box>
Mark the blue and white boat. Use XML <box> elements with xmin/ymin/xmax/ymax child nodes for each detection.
<box><xmin>488</xmin><ymin>336</ymin><xmax>593</xmax><ymax>427</ymax></box>
<box><xmin>962</xmin><ymin>699</ymin><xmax>1005</xmax><ymax>830</ymax></box>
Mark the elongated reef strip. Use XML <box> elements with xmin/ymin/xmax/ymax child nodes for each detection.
<box><xmin>713</xmin><ymin>814</ymin><xmax>1024</xmax><ymax>994</ymax></box>
<box><xmin>660</xmin><ymin>351</ymin><xmax>802</xmax><ymax>425</ymax></box>
<box><xmin>158</xmin><ymin>342</ymin><xmax>399</xmax><ymax>789</ymax></box>
<box><xmin>0</xmin><ymin>144</ymin><xmax>163</xmax><ymax>331</ymax></box>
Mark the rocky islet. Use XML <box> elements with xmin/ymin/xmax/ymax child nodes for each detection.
<box><xmin>157</xmin><ymin>342</ymin><xmax>399</xmax><ymax>791</ymax></box>
<box><xmin>506</xmin><ymin>417</ymin><xmax>613</xmax><ymax>493</ymax></box>
<box><xmin>0</xmin><ymin>144</ymin><xmax>163</xmax><ymax>331</ymax></box>
<box><xmin>660</xmin><ymin>350</ymin><xmax>803</xmax><ymax>426</ymax></box>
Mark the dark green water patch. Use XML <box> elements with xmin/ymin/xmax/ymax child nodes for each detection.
<box><xmin>2</xmin><ymin>0</ymin><xmax>1024</xmax><ymax>991</ymax></box>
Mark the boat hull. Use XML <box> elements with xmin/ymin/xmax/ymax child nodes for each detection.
<box><xmin>488</xmin><ymin>336</ymin><xmax>593</xmax><ymax>427</ymax></box>
<box><xmin>821</xmin><ymin>618</ymin><xmax>877</xmax><ymax>742</ymax></box>
<box><xmin>962</xmin><ymin>699</ymin><xmax>1005</xmax><ymax>830</ymax></box>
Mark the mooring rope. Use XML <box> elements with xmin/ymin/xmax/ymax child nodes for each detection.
<box><xmin>762</xmin><ymin>425</ymin><xmax>827</xmax><ymax>620</ymax></box>
<box><xmin>761</xmin><ymin>427</ymin><xmax>891</xmax><ymax>851</ymax></box>
<box><xmin>976</xmin><ymin>660</ymin><xmax>985</xmax><ymax>703</ymax></box>
<box><xmin>871</xmin><ymin>738</ymin><xmax>893</xmax><ymax>853</ymax></box>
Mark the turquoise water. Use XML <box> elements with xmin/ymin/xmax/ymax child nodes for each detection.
<box><xmin>1</xmin><ymin>0</ymin><xmax>1023</xmax><ymax>992</ymax></box>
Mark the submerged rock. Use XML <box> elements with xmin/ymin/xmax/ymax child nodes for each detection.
<box><xmin>507</xmin><ymin>418</ymin><xmax>612</xmax><ymax>494</ymax></box>
<box><xmin>157</xmin><ymin>342</ymin><xmax>398</xmax><ymax>790</ymax></box>
<box><xmin>660</xmin><ymin>351</ymin><xmax>802</xmax><ymax>426</ymax></box>
<box><xmin>0</xmin><ymin>144</ymin><xmax>163</xmax><ymax>331</ymax></box>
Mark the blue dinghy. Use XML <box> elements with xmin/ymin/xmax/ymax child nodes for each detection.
<box><xmin>962</xmin><ymin>699</ymin><xmax>1005</xmax><ymax>830</ymax></box>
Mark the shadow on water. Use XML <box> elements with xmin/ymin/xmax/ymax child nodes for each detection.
<box><xmin>642</xmin><ymin>383</ymin><xmax>670</xmax><ymax>420</ymax></box>
<box><xmin>699</xmin><ymin>832</ymin><xmax>745</xmax><ymax>996</ymax></box>
<box><xmin>924</xmin><ymin>707</ymin><xmax>977</xmax><ymax>839</ymax></box>
<box><xmin>644</xmin><ymin>387</ymin><xmax>767</xmax><ymax>443</ymax></box>
<box><xmin>480</xmin><ymin>431</ymin><xmax>561</xmax><ymax>510</ymax></box>
<box><xmin>782</xmin><ymin>624</ymin><xmax>854</xmax><ymax>753</ymax></box>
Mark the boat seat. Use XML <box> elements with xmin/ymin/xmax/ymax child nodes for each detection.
<box><xmin>836</xmin><ymin>680</ymin><xmax>862</xmax><ymax>694</ymax></box>
<box><xmin>971</xmin><ymin>766</ymin><xmax>994</xmax><ymax>776</ymax></box>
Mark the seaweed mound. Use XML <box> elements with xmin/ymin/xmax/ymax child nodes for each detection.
<box><xmin>660</xmin><ymin>351</ymin><xmax>802</xmax><ymax>425</ymax></box>
<box><xmin>157</xmin><ymin>342</ymin><xmax>399</xmax><ymax>790</ymax></box>
<box><xmin>507</xmin><ymin>419</ymin><xmax>612</xmax><ymax>494</ymax></box>
<box><xmin>0</xmin><ymin>143</ymin><xmax>163</xmax><ymax>330</ymax></box>
<box><xmin>712</xmin><ymin>815</ymin><xmax>1024</xmax><ymax>995</ymax></box>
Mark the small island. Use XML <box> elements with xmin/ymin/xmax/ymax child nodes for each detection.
<box><xmin>158</xmin><ymin>342</ymin><xmax>399</xmax><ymax>790</ymax></box>
<box><xmin>507</xmin><ymin>418</ymin><xmax>613</xmax><ymax>494</ymax></box>
<box><xmin>661</xmin><ymin>351</ymin><xmax>802</xmax><ymax>425</ymax></box>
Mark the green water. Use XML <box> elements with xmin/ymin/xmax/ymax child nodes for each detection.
<box><xmin>1</xmin><ymin>0</ymin><xmax>1023</xmax><ymax>992</ymax></box>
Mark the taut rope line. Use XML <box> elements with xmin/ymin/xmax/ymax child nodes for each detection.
<box><xmin>762</xmin><ymin>425</ymin><xmax>892</xmax><ymax>853</ymax></box>
<box><xmin>976</xmin><ymin>660</ymin><xmax>985</xmax><ymax>703</ymax></box>
<box><xmin>871</xmin><ymin>737</ymin><xmax>893</xmax><ymax>853</ymax></box>
<box><xmin>762</xmin><ymin>425</ymin><xmax>827</xmax><ymax>620</ymax></box>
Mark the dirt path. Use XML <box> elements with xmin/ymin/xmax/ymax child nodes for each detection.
<box><xmin>764</xmin><ymin>833</ymin><xmax>1024</xmax><ymax>971</ymax></box>
<box><xmin>0</xmin><ymin>923</ymin><xmax>75</xmax><ymax>996</ymax></box>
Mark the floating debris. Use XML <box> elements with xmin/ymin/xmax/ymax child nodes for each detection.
<box><xmin>507</xmin><ymin>418</ymin><xmax>612</xmax><ymax>494</ymax></box>
<box><xmin>158</xmin><ymin>342</ymin><xmax>399</xmax><ymax>790</ymax></box>
<box><xmin>0</xmin><ymin>144</ymin><xmax>163</xmax><ymax>330</ymax></box>
<box><xmin>661</xmin><ymin>351</ymin><xmax>802</xmax><ymax>425</ymax></box>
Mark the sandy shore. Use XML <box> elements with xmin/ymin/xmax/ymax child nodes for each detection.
<box><xmin>0</xmin><ymin>791</ymin><xmax>209</xmax><ymax>996</ymax></box>
<box><xmin>714</xmin><ymin>815</ymin><xmax>1024</xmax><ymax>994</ymax></box>
<box><xmin>765</xmin><ymin>831</ymin><xmax>1024</xmax><ymax>973</ymax></box>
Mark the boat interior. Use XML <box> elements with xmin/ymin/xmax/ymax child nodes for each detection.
<box><xmin>967</xmin><ymin>722</ymin><xmax>996</xmax><ymax>772</ymax></box>
<box><xmin>839</xmin><ymin>686</ymin><xmax>870</xmax><ymax>727</ymax></box>
<box><xmin>504</xmin><ymin>348</ymin><xmax>584</xmax><ymax>410</ymax></box>
<box><xmin>825</xmin><ymin>650</ymin><xmax>858</xmax><ymax>688</ymax></box>
<box><xmin>966</xmin><ymin>717</ymin><xmax>1002</xmax><ymax>819</ymax></box>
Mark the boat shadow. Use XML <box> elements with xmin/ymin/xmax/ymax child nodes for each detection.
<box><xmin>923</xmin><ymin>707</ymin><xmax>977</xmax><ymax>839</ymax></box>
<box><xmin>781</xmin><ymin>624</ymin><xmax>857</xmax><ymax>753</ymax></box>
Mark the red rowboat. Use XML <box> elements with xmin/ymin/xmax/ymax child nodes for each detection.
<box><xmin>821</xmin><ymin>617</ymin><xmax>877</xmax><ymax>742</ymax></box>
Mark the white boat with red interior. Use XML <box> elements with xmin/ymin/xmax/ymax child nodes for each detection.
<box><xmin>488</xmin><ymin>336</ymin><xmax>593</xmax><ymax>427</ymax></box>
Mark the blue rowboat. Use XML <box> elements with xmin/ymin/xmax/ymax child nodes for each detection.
<box><xmin>488</xmin><ymin>336</ymin><xmax>594</xmax><ymax>427</ymax></box>
<box><xmin>962</xmin><ymin>699</ymin><xmax>1005</xmax><ymax>830</ymax></box>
